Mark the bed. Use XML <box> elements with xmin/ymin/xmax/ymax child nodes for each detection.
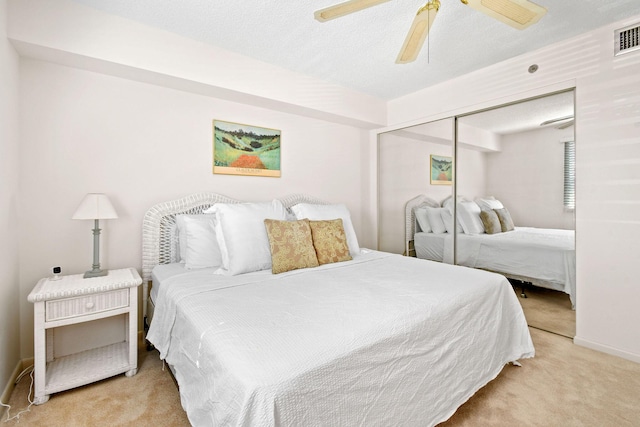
<box><xmin>406</xmin><ymin>194</ymin><xmax>576</xmax><ymax>308</ymax></box>
<box><xmin>143</xmin><ymin>193</ymin><xmax>534</xmax><ymax>426</ymax></box>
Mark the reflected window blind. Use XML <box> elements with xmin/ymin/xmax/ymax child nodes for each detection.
<box><xmin>564</xmin><ymin>141</ymin><xmax>575</xmax><ymax>210</ymax></box>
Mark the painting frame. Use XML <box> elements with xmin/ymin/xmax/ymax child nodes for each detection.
<box><xmin>430</xmin><ymin>155</ymin><xmax>452</xmax><ymax>185</ymax></box>
<box><xmin>213</xmin><ymin>119</ymin><xmax>281</xmax><ymax>177</ymax></box>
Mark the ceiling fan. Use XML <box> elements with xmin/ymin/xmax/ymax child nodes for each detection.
<box><xmin>314</xmin><ymin>0</ymin><xmax>547</xmax><ymax>64</ymax></box>
<box><xmin>540</xmin><ymin>115</ymin><xmax>574</xmax><ymax>129</ymax></box>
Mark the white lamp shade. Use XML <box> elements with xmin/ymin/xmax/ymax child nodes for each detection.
<box><xmin>72</xmin><ymin>193</ymin><xmax>118</xmax><ymax>220</ymax></box>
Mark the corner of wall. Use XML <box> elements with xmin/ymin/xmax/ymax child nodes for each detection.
<box><xmin>1</xmin><ymin>0</ymin><xmax>24</xmax><ymax>394</ymax></box>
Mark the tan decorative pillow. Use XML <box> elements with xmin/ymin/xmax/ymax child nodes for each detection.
<box><xmin>264</xmin><ymin>219</ymin><xmax>319</xmax><ymax>274</ymax></box>
<box><xmin>494</xmin><ymin>207</ymin><xmax>515</xmax><ymax>232</ymax></box>
<box><xmin>309</xmin><ymin>219</ymin><xmax>352</xmax><ymax>265</ymax></box>
<box><xmin>480</xmin><ymin>210</ymin><xmax>502</xmax><ymax>235</ymax></box>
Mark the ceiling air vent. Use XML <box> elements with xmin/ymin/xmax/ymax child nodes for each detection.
<box><xmin>615</xmin><ymin>23</ymin><xmax>640</xmax><ymax>56</ymax></box>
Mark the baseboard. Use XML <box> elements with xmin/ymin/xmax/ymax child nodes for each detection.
<box><xmin>574</xmin><ymin>336</ymin><xmax>640</xmax><ymax>364</ymax></box>
<box><xmin>1</xmin><ymin>358</ymin><xmax>34</xmax><ymax>419</ymax></box>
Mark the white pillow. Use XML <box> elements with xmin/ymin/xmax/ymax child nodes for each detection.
<box><xmin>204</xmin><ymin>200</ymin><xmax>287</xmax><ymax>275</ymax></box>
<box><xmin>291</xmin><ymin>203</ymin><xmax>360</xmax><ymax>257</ymax></box>
<box><xmin>474</xmin><ymin>197</ymin><xmax>504</xmax><ymax>211</ymax></box>
<box><xmin>441</xmin><ymin>196</ymin><xmax>453</xmax><ymax>209</ymax></box>
<box><xmin>180</xmin><ymin>216</ymin><xmax>222</xmax><ymax>270</ymax></box>
<box><xmin>175</xmin><ymin>214</ymin><xmax>217</xmax><ymax>264</ymax></box>
<box><xmin>457</xmin><ymin>201</ymin><xmax>485</xmax><ymax>235</ymax></box>
<box><xmin>441</xmin><ymin>209</ymin><xmax>463</xmax><ymax>234</ymax></box>
<box><xmin>425</xmin><ymin>207</ymin><xmax>447</xmax><ymax>234</ymax></box>
<box><xmin>441</xmin><ymin>195</ymin><xmax>466</xmax><ymax>210</ymax></box>
<box><xmin>414</xmin><ymin>207</ymin><xmax>432</xmax><ymax>233</ymax></box>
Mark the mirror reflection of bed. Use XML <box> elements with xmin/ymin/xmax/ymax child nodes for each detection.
<box><xmin>405</xmin><ymin>193</ymin><xmax>576</xmax><ymax>338</ymax></box>
<box><xmin>378</xmin><ymin>91</ymin><xmax>575</xmax><ymax>338</ymax></box>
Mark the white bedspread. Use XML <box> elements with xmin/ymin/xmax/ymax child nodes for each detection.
<box><xmin>415</xmin><ymin>227</ymin><xmax>576</xmax><ymax>308</ymax></box>
<box><xmin>147</xmin><ymin>250</ymin><xmax>534</xmax><ymax>426</ymax></box>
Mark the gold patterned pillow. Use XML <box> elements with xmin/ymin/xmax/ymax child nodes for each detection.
<box><xmin>479</xmin><ymin>210</ymin><xmax>502</xmax><ymax>235</ymax></box>
<box><xmin>309</xmin><ymin>219</ymin><xmax>352</xmax><ymax>265</ymax></box>
<box><xmin>264</xmin><ymin>219</ymin><xmax>319</xmax><ymax>274</ymax></box>
<box><xmin>494</xmin><ymin>207</ymin><xmax>515</xmax><ymax>232</ymax></box>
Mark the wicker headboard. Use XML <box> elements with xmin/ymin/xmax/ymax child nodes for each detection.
<box><xmin>141</xmin><ymin>193</ymin><xmax>327</xmax><ymax>319</ymax></box>
<box><xmin>404</xmin><ymin>195</ymin><xmax>440</xmax><ymax>254</ymax></box>
<box><xmin>141</xmin><ymin>192</ymin><xmax>327</xmax><ymax>282</ymax></box>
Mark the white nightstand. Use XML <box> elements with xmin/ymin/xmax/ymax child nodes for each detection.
<box><xmin>28</xmin><ymin>268</ymin><xmax>142</xmax><ymax>405</ymax></box>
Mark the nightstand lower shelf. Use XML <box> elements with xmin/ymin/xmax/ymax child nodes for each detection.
<box><xmin>38</xmin><ymin>342</ymin><xmax>136</xmax><ymax>403</ymax></box>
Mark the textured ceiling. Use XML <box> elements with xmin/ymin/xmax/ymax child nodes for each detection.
<box><xmin>459</xmin><ymin>90</ymin><xmax>574</xmax><ymax>134</ymax></box>
<box><xmin>70</xmin><ymin>0</ymin><xmax>640</xmax><ymax>100</ymax></box>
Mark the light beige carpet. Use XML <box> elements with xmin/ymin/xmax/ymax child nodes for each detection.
<box><xmin>515</xmin><ymin>283</ymin><xmax>576</xmax><ymax>338</ymax></box>
<box><xmin>3</xmin><ymin>342</ymin><xmax>189</xmax><ymax>426</ymax></box>
<box><xmin>442</xmin><ymin>328</ymin><xmax>640</xmax><ymax>426</ymax></box>
<box><xmin>5</xmin><ymin>332</ymin><xmax>640</xmax><ymax>426</ymax></box>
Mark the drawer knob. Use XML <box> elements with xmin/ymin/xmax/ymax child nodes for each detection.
<box><xmin>86</xmin><ymin>302</ymin><xmax>95</xmax><ymax>309</ymax></box>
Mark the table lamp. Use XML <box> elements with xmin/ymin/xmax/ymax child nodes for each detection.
<box><xmin>72</xmin><ymin>193</ymin><xmax>118</xmax><ymax>278</ymax></box>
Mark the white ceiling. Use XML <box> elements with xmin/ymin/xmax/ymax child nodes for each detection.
<box><xmin>458</xmin><ymin>90</ymin><xmax>574</xmax><ymax>134</ymax></box>
<box><xmin>69</xmin><ymin>0</ymin><xmax>640</xmax><ymax>100</ymax></box>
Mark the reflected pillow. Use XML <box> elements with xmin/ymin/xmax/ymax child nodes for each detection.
<box><xmin>441</xmin><ymin>195</ymin><xmax>466</xmax><ymax>210</ymax></box>
<box><xmin>264</xmin><ymin>219</ymin><xmax>319</xmax><ymax>274</ymax></box>
<box><xmin>309</xmin><ymin>219</ymin><xmax>352</xmax><ymax>265</ymax></box>
<box><xmin>457</xmin><ymin>201</ymin><xmax>485</xmax><ymax>235</ymax></box>
<box><xmin>474</xmin><ymin>197</ymin><xmax>504</xmax><ymax>211</ymax></box>
<box><xmin>480</xmin><ymin>210</ymin><xmax>502</xmax><ymax>235</ymax></box>
<box><xmin>425</xmin><ymin>207</ymin><xmax>447</xmax><ymax>234</ymax></box>
<box><xmin>414</xmin><ymin>207</ymin><xmax>432</xmax><ymax>233</ymax></box>
<box><xmin>494</xmin><ymin>207</ymin><xmax>515</xmax><ymax>232</ymax></box>
<box><xmin>441</xmin><ymin>209</ymin><xmax>453</xmax><ymax>233</ymax></box>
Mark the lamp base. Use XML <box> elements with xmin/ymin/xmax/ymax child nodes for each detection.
<box><xmin>83</xmin><ymin>269</ymin><xmax>108</xmax><ymax>279</ymax></box>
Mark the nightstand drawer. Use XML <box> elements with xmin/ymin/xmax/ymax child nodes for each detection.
<box><xmin>45</xmin><ymin>289</ymin><xmax>129</xmax><ymax>322</ymax></box>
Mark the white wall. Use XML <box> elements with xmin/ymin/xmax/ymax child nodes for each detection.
<box><xmin>387</xmin><ymin>15</ymin><xmax>640</xmax><ymax>363</ymax></box>
<box><xmin>485</xmin><ymin>126</ymin><xmax>575</xmax><ymax>229</ymax></box>
<box><xmin>8</xmin><ymin>0</ymin><xmax>385</xmax><ymax>129</ymax></box>
<box><xmin>17</xmin><ymin>59</ymin><xmax>371</xmax><ymax>357</ymax></box>
<box><xmin>0</xmin><ymin>0</ymin><xmax>21</xmax><ymax>398</ymax></box>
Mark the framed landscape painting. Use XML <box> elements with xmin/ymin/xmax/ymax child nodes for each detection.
<box><xmin>213</xmin><ymin>120</ymin><xmax>281</xmax><ymax>177</ymax></box>
<box><xmin>430</xmin><ymin>155</ymin><xmax>452</xmax><ymax>185</ymax></box>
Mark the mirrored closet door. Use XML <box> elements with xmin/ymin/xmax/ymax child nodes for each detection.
<box><xmin>455</xmin><ymin>91</ymin><xmax>576</xmax><ymax>338</ymax></box>
<box><xmin>377</xmin><ymin>90</ymin><xmax>576</xmax><ymax>338</ymax></box>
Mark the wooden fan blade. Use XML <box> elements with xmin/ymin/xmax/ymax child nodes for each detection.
<box><xmin>314</xmin><ymin>0</ymin><xmax>391</xmax><ymax>22</ymax></box>
<box><xmin>461</xmin><ymin>0</ymin><xmax>547</xmax><ymax>30</ymax></box>
<box><xmin>396</xmin><ymin>1</ymin><xmax>440</xmax><ymax>64</ymax></box>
